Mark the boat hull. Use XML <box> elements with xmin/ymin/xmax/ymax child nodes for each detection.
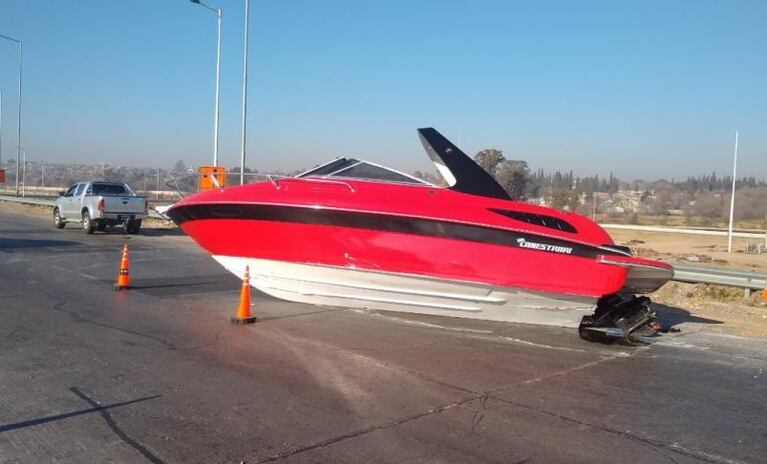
<box><xmin>171</xmin><ymin>197</ymin><xmax>671</xmax><ymax>335</ymax></box>
<box><xmin>178</xmin><ymin>213</ymin><xmax>630</xmax><ymax>299</ymax></box>
<box><xmin>214</xmin><ymin>255</ymin><xmax>598</xmax><ymax>327</ymax></box>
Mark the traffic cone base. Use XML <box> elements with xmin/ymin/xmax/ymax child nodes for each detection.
<box><xmin>231</xmin><ymin>315</ymin><xmax>257</xmax><ymax>324</ymax></box>
<box><xmin>231</xmin><ymin>266</ymin><xmax>257</xmax><ymax>324</ymax></box>
<box><xmin>115</xmin><ymin>244</ymin><xmax>131</xmax><ymax>290</ymax></box>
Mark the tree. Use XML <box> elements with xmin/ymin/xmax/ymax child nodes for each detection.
<box><xmin>173</xmin><ymin>160</ymin><xmax>187</xmax><ymax>173</ymax></box>
<box><xmin>646</xmin><ymin>187</ymin><xmax>675</xmax><ymax>215</ymax></box>
<box><xmin>688</xmin><ymin>192</ymin><xmax>723</xmax><ymax>218</ymax></box>
<box><xmin>607</xmin><ymin>172</ymin><xmax>619</xmax><ymax>194</ymax></box>
<box><xmin>495</xmin><ymin>160</ymin><xmax>529</xmax><ymax>200</ymax></box>
<box><xmin>473</xmin><ymin>149</ymin><xmax>505</xmax><ymax>175</ymax></box>
<box><xmin>550</xmin><ymin>189</ymin><xmax>580</xmax><ymax>210</ymax></box>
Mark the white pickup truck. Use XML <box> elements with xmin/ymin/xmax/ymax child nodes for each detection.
<box><xmin>53</xmin><ymin>181</ymin><xmax>148</xmax><ymax>234</ymax></box>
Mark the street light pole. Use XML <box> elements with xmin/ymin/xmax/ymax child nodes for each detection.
<box><xmin>213</xmin><ymin>8</ymin><xmax>221</xmax><ymax>167</ymax></box>
<box><xmin>727</xmin><ymin>131</ymin><xmax>739</xmax><ymax>254</ymax></box>
<box><xmin>21</xmin><ymin>150</ymin><xmax>25</xmax><ymax>197</ymax></box>
<box><xmin>0</xmin><ymin>34</ymin><xmax>22</xmax><ymax>196</ymax></box>
<box><xmin>239</xmin><ymin>0</ymin><xmax>250</xmax><ymax>185</ymax></box>
<box><xmin>191</xmin><ymin>0</ymin><xmax>222</xmax><ymax>167</ymax></box>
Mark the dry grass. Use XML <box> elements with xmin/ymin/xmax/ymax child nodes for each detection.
<box><xmin>652</xmin><ymin>281</ymin><xmax>767</xmax><ymax>337</ymax></box>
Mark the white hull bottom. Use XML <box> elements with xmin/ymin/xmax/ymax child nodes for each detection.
<box><xmin>213</xmin><ymin>256</ymin><xmax>599</xmax><ymax>328</ymax></box>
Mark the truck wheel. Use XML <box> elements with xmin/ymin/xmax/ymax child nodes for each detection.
<box><xmin>127</xmin><ymin>219</ymin><xmax>142</xmax><ymax>235</ymax></box>
<box><xmin>82</xmin><ymin>211</ymin><xmax>95</xmax><ymax>234</ymax></box>
<box><xmin>53</xmin><ymin>208</ymin><xmax>65</xmax><ymax>229</ymax></box>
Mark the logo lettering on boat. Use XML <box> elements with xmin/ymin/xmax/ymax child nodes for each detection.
<box><xmin>516</xmin><ymin>238</ymin><xmax>572</xmax><ymax>254</ymax></box>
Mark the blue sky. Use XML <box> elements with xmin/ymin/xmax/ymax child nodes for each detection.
<box><xmin>0</xmin><ymin>0</ymin><xmax>764</xmax><ymax>180</ymax></box>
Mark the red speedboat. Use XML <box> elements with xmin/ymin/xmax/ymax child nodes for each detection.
<box><xmin>168</xmin><ymin>128</ymin><xmax>673</xmax><ymax>342</ymax></box>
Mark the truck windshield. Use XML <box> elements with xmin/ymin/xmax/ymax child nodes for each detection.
<box><xmin>92</xmin><ymin>183</ymin><xmax>128</xmax><ymax>195</ymax></box>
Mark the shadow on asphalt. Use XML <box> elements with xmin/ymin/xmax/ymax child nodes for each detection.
<box><xmin>64</xmin><ymin>227</ymin><xmax>184</xmax><ymax>237</ymax></box>
<box><xmin>139</xmin><ymin>227</ymin><xmax>184</xmax><ymax>237</ymax></box>
<box><xmin>0</xmin><ymin>237</ymin><xmax>79</xmax><ymax>249</ymax></box>
<box><xmin>0</xmin><ymin>391</ymin><xmax>161</xmax><ymax>434</ymax></box>
<box><xmin>117</xmin><ymin>274</ymin><xmax>241</xmax><ymax>297</ymax></box>
<box><xmin>654</xmin><ymin>303</ymin><xmax>723</xmax><ymax>331</ymax></box>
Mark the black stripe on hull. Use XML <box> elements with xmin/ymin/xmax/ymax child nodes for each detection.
<box><xmin>168</xmin><ymin>203</ymin><xmax>623</xmax><ymax>259</ymax></box>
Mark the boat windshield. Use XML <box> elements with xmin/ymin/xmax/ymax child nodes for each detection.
<box><xmin>297</xmin><ymin>158</ymin><xmax>429</xmax><ymax>185</ymax></box>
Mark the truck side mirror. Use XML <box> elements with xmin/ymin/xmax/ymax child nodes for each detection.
<box><xmin>58</xmin><ymin>191</ymin><xmax>66</xmax><ymax>197</ymax></box>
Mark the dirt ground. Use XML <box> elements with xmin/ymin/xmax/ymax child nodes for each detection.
<box><xmin>608</xmin><ymin>228</ymin><xmax>767</xmax><ymax>270</ymax></box>
<box><xmin>651</xmin><ymin>281</ymin><xmax>767</xmax><ymax>337</ymax></box>
<box><xmin>2</xmin><ymin>200</ymin><xmax>766</xmax><ymax>338</ymax></box>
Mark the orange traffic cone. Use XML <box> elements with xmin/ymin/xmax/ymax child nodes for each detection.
<box><xmin>231</xmin><ymin>265</ymin><xmax>257</xmax><ymax>324</ymax></box>
<box><xmin>115</xmin><ymin>244</ymin><xmax>131</xmax><ymax>290</ymax></box>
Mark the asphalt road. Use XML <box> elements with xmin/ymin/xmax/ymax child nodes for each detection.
<box><xmin>1</xmin><ymin>205</ymin><xmax>765</xmax><ymax>464</ymax></box>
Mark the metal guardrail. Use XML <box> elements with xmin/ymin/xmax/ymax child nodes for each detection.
<box><xmin>672</xmin><ymin>264</ymin><xmax>767</xmax><ymax>290</ymax></box>
<box><xmin>0</xmin><ymin>195</ymin><xmax>55</xmax><ymax>206</ymax></box>
<box><xmin>0</xmin><ymin>195</ymin><xmax>170</xmax><ymax>220</ymax></box>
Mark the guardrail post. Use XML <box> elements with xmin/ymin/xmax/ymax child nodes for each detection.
<box><xmin>744</xmin><ymin>288</ymin><xmax>752</xmax><ymax>299</ymax></box>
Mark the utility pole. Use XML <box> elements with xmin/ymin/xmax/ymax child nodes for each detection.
<box><xmin>156</xmin><ymin>168</ymin><xmax>160</xmax><ymax>200</ymax></box>
<box><xmin>21</xmin><ymin>150</ymin><xmax>25</xmax><ymax>197</ymax></box>
<box><xmin>239</xmin><ymin>0</ymin><xmax>250</xmax><ymax>184</ymax></box>
<box><xmin>41</xmin><ymin>161</ymin><xmax>44</xmax><ymax>187</ymax></box>
<box><xmin>592</xmin><ymin>193</ymin><xmax>597</xmax><ymax>221</ymax></box>
<box><xmin>0</xmin><ymin>34</ymin><xmax>23</xmax><ymax>197</ymax></box>
<box><xmin>0</xmin><ymin>91</ymin><xmax>3</xmax><ymax>166</ymax></box>
<box><xmin>213</xmin><ymin>7</ymin><xmax>221</xmax><ymax>166</ymax></box>
<box><xmin>727</xmin><ymin>131</ymin><xmax>739</xmax><ymax>253</ymax></box>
